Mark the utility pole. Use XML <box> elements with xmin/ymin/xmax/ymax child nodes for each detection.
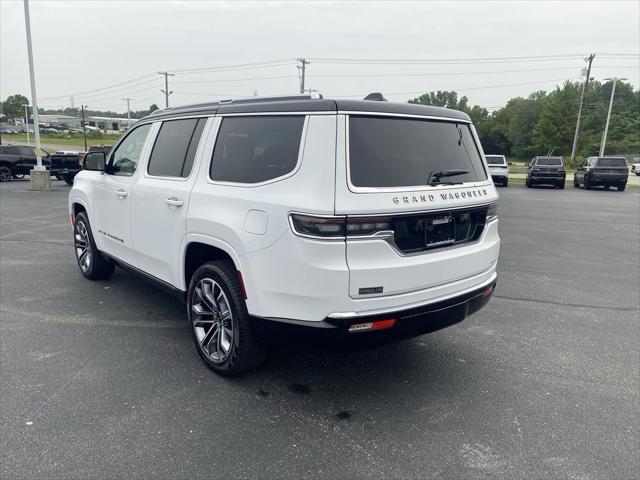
<box><xmin>297</xmin><ymin>58</ymin><xmax>310</xmax><ymax>94</ymax></box>
<box><xmin>81</xmin><ymin>105</ymin><xmax>87</xmax><ymax>151</ymax></box>
<box><xmin>23</xmin><ymin>0</ymin><xmax>49</xmax><ymax>189</ymax></box>
<box><xmin>570</xmin><ymin>53</ymin><xmax>595</xmax><ymax>165</ymax></box>
<box><xmin>600</xmin><ymin>77</ymin><xmax>627</xmax><ymax>157</ymax></box>
<box><xmin>70</xmin><ymin>95</ymin><xmax>74</xmax><ymax>109</ymax></box>
<box><xmin>121</xmin><ymin>97</ymin><xmax>133</xmax><ymax>127</ymax></box>
<box><xmin>158</xmin><ymin>71</ymin><xmax>174</xmax><ymax>108</ymax></box>
<box><xmin>21</xmin><ymin>103</ymin><xmax>30</xmax><ymax>146</ymax></box>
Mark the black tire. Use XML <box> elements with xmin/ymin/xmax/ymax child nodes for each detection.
<box><xmin>617</xmin><ymin>183</ymin><xmax>626</xmax><ymax>192</ymax></box>
<box><xmin>573</xmin><ymin>178</ymin><xmax>579</xmax><ymax>187</ymax></box>
<box><xmin>187</xmin><ymin>261</ymin><xmax>266</xmax><ymax>376</ymax></box>
<box><xmin>558</xmin><ymin>182</ymin><xmax>565</xmax><ymax>189</ymax></box>
<box><xmin>503</xmin><ymin>178</ymin><xmax>509</xmax><ymax>187</ymax></box>
<box><xmin>604</xmin><ymin>185</ymin><xmax>610</xmax><ymax>190</ymax></box>
<box><xmin>63</xmin><ymin>174</ymin><xmax>74</xmax><ymax>186</ymax></box>
<box><xmin>584</xmin><ymin>177</ymin><xmax>592</xmax><ymax>190</ymax></box>
<box><xmin>525</xmin><ymin>179</ymin><xmax>531</xmax><ymax>188</ymax></box>
<box><xmin>0</xmin><ymin>166</ymin><xmax>12</xmax><ymax>182</ymax></box>
<box><xmin>73</xmin><ymin>212</ymin><xmax>116</xmax><ymax>280</ymax></box>
<box><xmin>55</xmin><ymin>174</ymin><xmax>64</xmax><ymax>181</ymax></box>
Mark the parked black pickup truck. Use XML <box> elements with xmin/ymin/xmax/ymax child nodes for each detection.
<box><xmin>51</xmin><ymin>145</ymin><xmax>113</xmax><ymax>185</ymax></box>
<box><xmin>0</xmin><ymin>145</ymin><xmax>51</xmax><ymax>182</ymax></box>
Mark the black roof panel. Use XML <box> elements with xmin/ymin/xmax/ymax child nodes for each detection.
<box><xmin>141</xmin><ymin>96</ymin><xmax>471</xmax><ymax>122</ymax></box>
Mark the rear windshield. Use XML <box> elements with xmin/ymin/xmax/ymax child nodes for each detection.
<box><xmin>535</xmin><ymin>157</ymin><xmax>563</xmax><ymax>166</ymax></box>
<box><xmin>349</xmin><ymin>116</ymin><xmax>487</xmax><ymax>188</ymax></box>
<box><xmin>486</xmin><ymin>155</ymin><xmax>506</xmax><ymax>165</ymax></box>
<box><xmin>596</xmin><ymin>157</ymin><xmax>627</xmax><ymax>167</ymax></box>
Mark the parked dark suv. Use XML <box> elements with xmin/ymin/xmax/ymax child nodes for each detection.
<box><xmin>574</xmin><ymin>156</ymin><xmax>628</xmax><ymax>191</ymax></box>
<box><xmin>0</xmin><ymin>145</ymin><xmax>51</xmax><ymax>182</ymax></box>
<box><xmin>526</xmin><ymin>156</ymin><xmax>566</xmax><ymax>189</ymax></box>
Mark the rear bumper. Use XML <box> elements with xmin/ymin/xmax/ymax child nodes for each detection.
<box><xmin>588</xmin><ymin>174</ymin><xmax>627</xmax><ymax>185</ymax></box>
<box><xmin>529</xmin><ymin>174</ymin><xmax>565</xmax><ymax>184</ymax></box>
<box><xmin>252</xmin><ymin>277</ymin><xmax>496</xmax><ymax>343</ymax></box>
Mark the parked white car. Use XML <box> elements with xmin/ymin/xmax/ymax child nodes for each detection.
<box><xmin>69</xmin><ymin>94</ymin><xmax>500</xmax><ymax>375</ymax></box>
<box><xmin>485</xmin><ymin>154</ymin><xmax>509</xmax><ymax>186</ymax></box>
<box><xmin>631</xmin><ymin>163</ymin><xmax>640</xmax><ymax>176</ymax></box>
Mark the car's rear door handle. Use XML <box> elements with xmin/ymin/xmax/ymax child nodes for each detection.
<box><xmin>115</xmin><ymin>189</ymin><xmax>128</xmax><ymax>198</ymax></box>
<box><xmin>165</xmin><ymin>196</ymin><xmax>184</xmax><ymax>207</ymax></box>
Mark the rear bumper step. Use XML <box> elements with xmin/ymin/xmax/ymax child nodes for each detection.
<box><xmin>251</xmin><ymin>277</ymin><xmax>497</xmax><ymax>344</ymax></box>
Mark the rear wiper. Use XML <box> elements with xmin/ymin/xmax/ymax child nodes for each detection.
<box><xmin>427</xmin><ymin>169</ymin><xmax>469</xmax><ymax>186</ymax></box>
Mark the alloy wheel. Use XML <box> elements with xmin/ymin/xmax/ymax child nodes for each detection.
<box><xmin>0</xmin><ymin>167</ymin><xmax>12</xmax><ymax>182</ymax></box>
<box><xmin>74</xmin><ymin>220</ymin><xmax>92</xmax><ymax>273</ymax></box>
<box><xmin>191</xmin><ymin>278</ymin><xmax>234</xmax><ymax>363</ymax></box>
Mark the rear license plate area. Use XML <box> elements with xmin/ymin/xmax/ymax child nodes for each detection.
<box><xmin>425</xmin><ymin>215</ymin><xmax>455</xmax><ymax>248</ymax></box>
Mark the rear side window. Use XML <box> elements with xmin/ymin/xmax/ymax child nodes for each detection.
<box><xmin>19</xmin><ymin>147</ymin><xmax>35</xmax><ymax>156</ymax></box>
<box><xmin>535</xmin><ymin>157</ymin><xmax>563</xmax><ymax>166</ymax></box>
<box><xmin>349</xmin><ymin>116</ymin><xmax>487</xmax><ymax>188</ymax></box>
<box><xmin>148</xmin><ymin>118</ymin><xmax>206</xmax><ymax>178</ymax></box>
<box><xmin>210</xmin><ymin>116</ymin><xmax>304</xmax><ymax>184</ymax></box>
<box><xmin>486</xmin><ymin>155</ymin><xmax>506</xmax><ymax>165</ymax></box>
<box><xmin>596</xmin><ymin>157</ymin><xmax>627</xmax><ymax>167</ymax></box>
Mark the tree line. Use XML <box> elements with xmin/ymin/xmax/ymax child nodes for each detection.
<box><xmin>410</xmin><ymin>80</ymin><xmax>639</xmax><ymax>165</ymax></box>
<box><xmin>0</xmin><ymin>94</ymin><xmax>159</xmax><ymax>122</ymax></box>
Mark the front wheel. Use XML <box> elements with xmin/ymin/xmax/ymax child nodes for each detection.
<box><xmin>584</xmin><ymin>177</ymin><xmax>592</xmax><ymax>190</ymax></box>
<box><xmin>187</xmin><ymin>261</ymin><xmax>266</xmax><ymax>376</ymax></box>
<box><xmin>617</xmin><ymin>183</ymin><xmax>626</xmax><ymax>192</ymax></box>
<box><xmin>73</xmin><ymin>212</ymin><xmax>115</xmax><ymax>280</ymax></box>
<box><xmin>0</xmin><ymin>166</ymin><xmax>12</xmax><ymax>182</ymax></box>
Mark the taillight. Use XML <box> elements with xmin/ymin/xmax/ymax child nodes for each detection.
<box><xmin>345</xmin><ymin>216</ymin><xmax>392</xmax><ymax>236</ymax></box>
<box><xmin>290</xmin><ymin>214</ymin><xmax>393</xmax><ymax>239</ymax></box>
<box><xmin>290</xmin><ymin>214</ymin><xmax>345</xmax><ymax>238</ymax></box>
<box><xmin>486</xmin><ymin>203</ymin><xmax>498</xmax><ymax>221</ymax></box>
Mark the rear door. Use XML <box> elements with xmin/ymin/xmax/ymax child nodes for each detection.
<box><xmin>130</xmin><ymin>117</ymin><xmax>209</xmax><ymax>286</ymax></box>
<box><xmin>335</xmin><ymin>114</ymin><xmax>499</xmax><ymax>299</ymax></box>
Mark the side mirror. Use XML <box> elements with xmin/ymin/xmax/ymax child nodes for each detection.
<box><xmin>83</xmin><ymin>152</ymin><xmax>106</xmax><ymax>171</ymax></box>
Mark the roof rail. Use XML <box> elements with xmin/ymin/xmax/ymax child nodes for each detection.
<box><xmin>150</xmin><ymin>93</ymin><xmax>323</xmax><ymax>116</ymax></box>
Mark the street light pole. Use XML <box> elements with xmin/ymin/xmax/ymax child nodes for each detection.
<box><xmin>23</xmin><ymin>0</ymin><xmax>50</xmax><ymax>190</ymax></box>
<box><xmin>599</xmin><ymin>77</ymin><xmax>627</xmax><ymax>157</ymax></box>
<box><xmin>21</xmin><ymin>103</ymin><xmax>30</xmax><ymax>146</ymax></box>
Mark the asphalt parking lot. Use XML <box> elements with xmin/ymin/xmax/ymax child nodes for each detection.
<box><xmin>1</xmin><ymin>180</ymin><xmax>639</xmax><ymax>479</ymax></box>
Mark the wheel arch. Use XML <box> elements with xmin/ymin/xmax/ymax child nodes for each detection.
<box><xmin>181</xmin><ymin>236</ymin><xmax>244</xmax><ymax>292</ymax></box>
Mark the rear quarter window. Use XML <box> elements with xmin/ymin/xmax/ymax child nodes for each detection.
<box><xmin>349</xmin><ymin>116</ymin><xmax>487</xmax><ymax>188</ymax></box>
<box><xmin>210</xmin><ymin>116</ymin><xmax>305</xmax><ymax>184</ymax></box>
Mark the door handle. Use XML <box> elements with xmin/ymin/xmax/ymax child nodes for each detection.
<box><xmin>116</xmin><ymin>189</ymin><xmax>128</xmax><ymax>198</ymax></box>
<box><xmin>165</xmin><ymin>196</ymin><xmax>184</xmax><ymax>207</ymax></box>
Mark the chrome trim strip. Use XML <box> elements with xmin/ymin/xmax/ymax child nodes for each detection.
<box><xmin>327</xmin><ymin>271</ymin><xmax>497</xmax><ymax>319</ymax></box>
<box><xmin>338</xmin><ymin>111</ymin><xmax>472</xmax><ymax>123</ymax></box>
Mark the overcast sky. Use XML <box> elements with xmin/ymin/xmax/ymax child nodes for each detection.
<box><xmin>1</xmin><ymin>0</ymin><xmax>638</xmax><ymax>113</ymax></box>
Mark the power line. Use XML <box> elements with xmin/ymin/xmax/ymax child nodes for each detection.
<box><xmin>310</xmin><ymin>54</ymin><xmax>588</xmax><ymax>65</ymax></box>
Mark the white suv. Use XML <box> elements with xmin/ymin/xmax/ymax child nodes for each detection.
<box><xmin>485</xmin><ymin>154</ymin><xmax>509</xmax><ymax>186</ymax></box>
<box><xmin>69</xmin><ymin>94</ymin><xmax>500</xmax><ymax>375</ymax></box>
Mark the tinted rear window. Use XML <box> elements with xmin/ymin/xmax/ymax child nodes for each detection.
<box><xmin>349</xmin><ymin>116</ymin><xmax>487</xmax><ymax>188</ymax></box>
<box><xmin>486</xmin><ymin>155</ymin><xmax>506</xmax><ymax>165</ymax></box>
<box><xmin>210</xmin><ymin>116</ymin><xmax>304</xmax><ymax>184</ymax></box>
<box><xmin>148</xmin><ymin>118</ymin><xmax>206</xmax><ymax>177</ymax></box>
<box><xmin>535</xmin><ymin>157</ymin><xmax>563</xmax><ymax>166</ymax></box>
<box><xmin>596</xmin><ymin>157</ymin><xmax>627</xmax><ymax>167</ymax></box>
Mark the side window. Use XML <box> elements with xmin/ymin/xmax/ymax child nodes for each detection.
<box><xmin>19</xmin><ymin>147</ymin><xmax>35</xmax><ymax>156</ymax></box>
<box><xmin>210</xmin><ymin>116</ymin><xmax>305</xmax><ymax>184</ymax></box>
<box><xmin>148</xmin><ymin>118</ymin><xmax>206</xmax><ymax>178</ymax></box>
<box><xmin>5</xmin><ymin>146</ymin><xmax>19</xmax><ymax>155</ymax></box>
<box><xmin>108</xmin><ymin>123</ymin><xmax>152</xmax><ymax>176</ymax></box>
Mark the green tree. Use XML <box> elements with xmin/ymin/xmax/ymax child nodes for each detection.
<box><xmin>2</xmin><ymin>94</ymin><xmax>30</xmax><ymax>120</ymax></box>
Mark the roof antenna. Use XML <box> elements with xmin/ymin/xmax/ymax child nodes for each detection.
<box><xmin>363</xmin><ymin>92</ymin><xmax>387</xmax><ymax>101</ymax></box>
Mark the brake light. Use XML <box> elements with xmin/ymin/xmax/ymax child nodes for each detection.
<box><xmin>289</xmin><ymin>214</ymin><xmax>393</xmax><ymax>238</ymax></box>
